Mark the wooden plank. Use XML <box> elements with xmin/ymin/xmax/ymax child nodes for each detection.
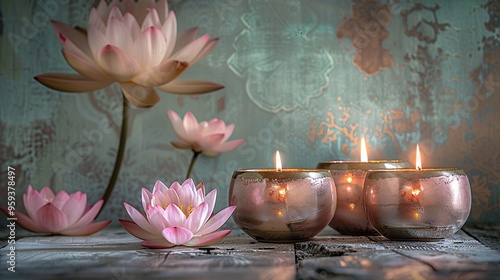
<box><xmin>463</xmin><ymin>224</ymin><xmax>500</xmax><ymax>252</ymax></box>
<box><xmin>0</xmin><ymin>228</ymin><xmax>296</xmax><ymax>280</ymax></box>
<box><xmin>296</xmin><ymin>230</ymin><xmax>500</xmax><ymax>280</ymax></box>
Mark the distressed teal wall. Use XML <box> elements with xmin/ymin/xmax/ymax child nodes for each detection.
<box><xmin>1</xmin><ymin>0</ymin><xmax>499</xmax><ymax>227</ymax></box>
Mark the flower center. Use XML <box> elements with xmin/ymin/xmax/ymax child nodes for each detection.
<box><xmin>179</xmin><ymin>204</ymin><xmax>195</xmax><ymax>218</ymax></box>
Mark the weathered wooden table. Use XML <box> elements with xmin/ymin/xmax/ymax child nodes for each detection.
<box><xmin>1</xmin><ymin>225</ymin><xmax>499</xmax><ymax>279</ymax></box>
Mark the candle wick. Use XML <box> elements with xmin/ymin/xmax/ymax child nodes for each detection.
<box><xmin>417</xmin><ymin>166</ymin><xmax>422</xmax><ymax>171</ymax></box>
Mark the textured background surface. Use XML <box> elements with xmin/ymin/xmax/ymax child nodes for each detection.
<box><xmin>1</xmin><ymin>0</ymin><xmax>499</xmax><ymax>227</ymax></box>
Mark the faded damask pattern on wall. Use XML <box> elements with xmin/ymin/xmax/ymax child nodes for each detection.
<box><xmin>0</xmin><ymin>0</ymin><xmax>499</xmax><ymax>226</ymax></box>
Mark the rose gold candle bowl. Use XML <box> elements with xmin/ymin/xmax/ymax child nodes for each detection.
<box><xmin>229</xmin><ymin>169</ymin><xmax>336</xmax><ymax>242</ymax></box>
<box><xmin>316</xmin><ymin>160</ymin><xmax>411</xmax><ymax>235</ymax></box>
<box><xmin>363</xmin><ymin>168</ymin><xmax>471</xmax><ymax>241</ymax></box>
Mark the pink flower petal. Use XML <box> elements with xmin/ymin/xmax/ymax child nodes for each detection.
<box><xmin>153</xmin><ymin>180</ymin><xmax>168</xmax><ymax>193</ymax></box>
<box><xmin>40</xmin><ymin>187</ymin><xmax>55</xmax><ymax>201</ymax></box>
<box><xmin>162</xmin><ymin>226</ymin><xmax>193</xmax><ymax>245</ymax></box>
<box><xmin>132</xmin><ymin>26</ymin><xmax>167</xmax><ymax>69</ymax></box>
<box><xmin>171</xmin><ymin>34</ymin><xmax>209</xmax><ymax>63</ymax></box>
<box><xmin>141</xmin><ymin>7</ymin><xmax>161</xmax><ymax>30</ymax></box>
<box><xmin>220</xmin><ymin>123</ymin><xmax>235</xmax><ymax>143</ymax></box>
<box><xmin>197</xmin><ymin>206</ymin><xmax>236</xmax><ymax>235</ymax></box>
<box><xmin>35</xmin><ymin>204</ymin><xmax>69</xmax><ymax>233</ymax></box>
<box><xmin>141</xmin><ymin>188</ymin><xmax>153</xmax><ymax>213</ymax></box>
<box><xmin>167</xmin><ymin>110</ymin><xmax>188</xmax><ymax>140</ymax></box>
<box><xmin>182</xmin><ymin>178</ymin><xmax>195</xmax><ymax>188</ymax></box>
<box><xmin>182</xmin><ymin>111</ymin><xmax>201</xmax><ymax>141</ymax></box>
<box><xmin>58</xmin><ymin>220</ymin><xmax>110</xmax><ymax>236</ymax></box>
<box><xmin>161</xmin><ymin>11</ymin><xmax>177</xmax><ymax>59</ymax></box>
<box><xmin>51</xmin><ymin>190</ymin><xmax>71</xmax><ymax>209</ymax></box>
<box><xmin>195</xmin><ymin>182</ymin><xmax>205</xmax><ymax>194</ymax></box>
<box><xmin>156</xmin><ymin>0</ymin><xmax>169</xmax><ymax>22</ymax></box>
<box><xmin>34</xmin><ymin>73</ymin><xmax>111</xmax><ymax>92</ymax></box>
<box><xmin>50</xmin><ymin>20</ymin><xmax>91</xmax><ymax>54</ymax></box>
<box><xmin>62</xmin><ymin>49</ymin><xmax>112</xmax><ymax>81</ymax></box>
<box><xmin>164</xmin><ymin>204</ymin><xmax>186</xmax><ymax>227</ymax></box>
<box><xmin>170</xmin><ymin>181</ymin><xmax>182</xmax><ymax>194</ymax></box>
<box><xmin>123</xmin><ymin>202</ymin><xmax>157</xmax><ymax>234</ymax></box>
<box><xmin>105</xmin><ymin>15</ymin><xmax>132</xmax><ymax>52</ymax></box>
<box><xmin>146</xmin><ymin>207</ymin><xmax>170</xmax><ymax>233</ymax></box>
<box><xmin>164</xmin><ymin>188</ymin><xmax>180</xmax><ymax>206</ymax></box>
<box><xmin>190</xmin><ymin>38</ymin><xmax>219</xmax><ymax>66</ymax></box>
<box><xmin>119</xmin><ymin>219</ymin><xmax>160</xmax><ymax>240</ymax></box>
<box><xmin>94</xmin><ymin>0</ymin><xmax>111</xmax><ymax>23</ymax></box>
<box><xmin>158</xmin><ymin>79</ymin><xmax>224</xmax><ymax>94</ymax></box>
<box><xmin>122</xmin><ymin>13</ymin><xmax>141</xmax><ymax>41</ymax></box>
<box><xmin>185</xmin><ymin>202</ymin><xmax>209</xmax><ymax>233</ymax></box>
<box><xmin>87</xmin><ymin>25</ymin><xmax>109</xmax><ymax>61</ymax></box>
<box><xmin>24</xmin><ymin>185</ymin><xmax>47</xmax><ymax>219</ymax></box>
<box><xmin>176</xmin><ymin>184</ymin><xmax>196</xmax><ymax>208</ymax></box>
<box><xmin>198</xmin><ymin>133</ymin><xmax>225</xmax><ymax>151</ymax></box>
<box><xmin>172</xmin><ymin>27</ymin><xmax>198</xmax><ymax>54</ymax></box>
<box><xmin>185</xmin><ymin>230</ymin><xmax>231</xmax><ymax>247</ymax></box>
<box><xmin>67</xmin><ymin>200</ymin><xmax>102</xmax><ymax>229</ymax></box>
<box><xmin>202</xmin><ymin>119</ymin><xmax>226</xmax><ymax>137</ymax></box>
<box><xmin>120</xmin><ymin>82</ymin><xmax>160</xmax><ymax>108</ymax></box>
<box><xmin>204</xmin><ymin>189</ymin><xmax>217</xmax><ymax>218</ymax></box>
<box><xmin>1</xmin><ymin>207</ymin><xmax>43</xmax><ymax>233</ymax></box>
<box><xmin>61</xmin><ymin>192</ymin><xmax>86</xmax><ymax>226</ymax></box>
<box><xmin>106</xmin><ymin>6</ymin><xmax>124</xmax><ymax>25</ymax></box>
<box><xmin>171</xmin><ymin>141</ymin><xmax>192</xmax><ymax>150</ymax></box>
<box><xmin>97</xmin><ymin>45</ymin><xmax>140</xmax><ymax>81</ymax></box>
<box><xmin>132</xmin><ymin>60</ymin><xmax>188</xmax><ymax>87</ymax></box>
<box><xmin>134</xmin><ymin>0</ymin><xmax>157</xmax><ymax>25</ymax></box>
<box><xmin>141</xmin><ymin>238</ymin><xmax>175</xmax><ymax>249</ymax></box>
<box><xmin>213</xmin><ymin>139</ymin><xmax>245</xmax><ymax>153</ymax></box>
<box><xmin>88</xmin><ymin>7</ymin><xmax>105</xmax><ymax>33</ymax></box>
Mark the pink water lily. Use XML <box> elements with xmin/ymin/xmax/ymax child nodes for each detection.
<box><xmin>0</xmin><ymin>185</ymin><xmax>110</xmax><ymax>235</ymax></box>
<box><xmin>35</xmin><ymin>0</ymin><xmax>223</xmax><ymax>108</ymax></box>
<box><xmin>119</xmin><ymin>179</ymin><xmax>236</xmax><ymax>248</ymax></box>
<box><xmin>168</xmin><ymin>110</ymin><xmax>245</xmax><ymax>156</ymax></box>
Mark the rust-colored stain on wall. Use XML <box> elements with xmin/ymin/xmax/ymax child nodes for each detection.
<box><xmin>337</xmin><ymin>0</ymin><xmax>394</xmax><ymax>76</ymax></box>
<box><xmin>401</xmin><ymin>3</ymin><xmax>450</xmax><ymax>44</ymax></box>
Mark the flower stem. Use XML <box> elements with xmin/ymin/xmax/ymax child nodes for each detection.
<box><xmin>185</xmin><ymin>151</ymin><xmax>201</xmax><ymax>180</ymax></box>
<box><xmin>98</xmin><ymin>96</ymin><xmax>129</xmax><ymax>217</ymax></box>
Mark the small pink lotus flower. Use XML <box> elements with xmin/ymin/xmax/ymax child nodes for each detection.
<box><xmin>1</xmin><ymin>185</ymin><xmax>110</xmax><ymax>235</ymax></box>
<box><xmin>119</xmin><ymin>179</ymin><xmax>236</xmax><ymax>248</ymax></box>
<box><xmin>168</xmin><ymin>110</ymin><xmax>245</xmax><ymax>156</ymax></box>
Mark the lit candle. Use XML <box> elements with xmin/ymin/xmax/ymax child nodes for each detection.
<box><xmin>363</xmin><ymin>145</ymin><xmax>472</xmax><ymax>241</ymax></box>
<box><xmin>317</xmin><ymin>137</ymin><xmax>411</xmax><ymax>235</ymax></box>
<box><xmin>230</xmin><ymin>151</ymin><xmax>336</xmax><ymax>242</ymax></box>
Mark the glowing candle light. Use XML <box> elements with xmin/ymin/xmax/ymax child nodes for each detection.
<box><xmin>360</xmin><ymin>137</ymin><xmax>368</xmax><ymax>162</ymax></box>
<box><xmin>275</xmin><ymin>150</ymin><xmax>283</xmax><ymax>172</ymax></box>
<box><xmin>416</xmin><ymin>144</ymin><xmax>422</xmax><ymax>170</ymax></box>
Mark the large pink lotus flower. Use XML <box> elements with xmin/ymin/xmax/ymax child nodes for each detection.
<box><xmin>35</xmin><ymin>0</ymin><xmax>223</xmax><ymax>108</ymax></box>
<box><xmin>0</xmin><ymin>186</ymin><xmax>110</xmax><ymax>235</ymax></box>
<box><xmin>119</xmin><ymin>179</ymin><xmax>236</xmax><ymax>248</ymax></box>
<box><xmin>168</xmin><ymin>110</ymin><xmax>245</xmax><ymax>156</ymax></box>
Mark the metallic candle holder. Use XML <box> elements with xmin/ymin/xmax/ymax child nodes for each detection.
<box><xmin>316</xmin><ymin>160</ymin><xmax>411</xmax><ymax>235</ymax></box>
<box><xmin>229</xmin><ymin>169</ymin><xmax>336</xmax><ymax>242</ymax></box>
<box><xmin>363</xmin><ymin>168</ymin><xmax>472</xmax><ymax>241</ymax></box>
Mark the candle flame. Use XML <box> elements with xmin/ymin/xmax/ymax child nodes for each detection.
<box><xmin>411</xmin><ymin>188</ymin><xmax>421</xmax><ymax>196</ymax></box>
<box><xmin>275</xmin><ymin>151</ymin><xmax>283</xmax><ymax>172</ymax></box>
<box><xmin>360</xmin><ymin>137</ymin><xmax>368</xmax><ymax>162</ymax></box>
<box><xmin>278</xmin><ymin>188</ymin><xmax>286</xmax><ymax>199</ymax></box>
<box><xmin>416</xmin><ymin>145</ymin><xmax>422</xmax><ymax>170</ymax></box>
